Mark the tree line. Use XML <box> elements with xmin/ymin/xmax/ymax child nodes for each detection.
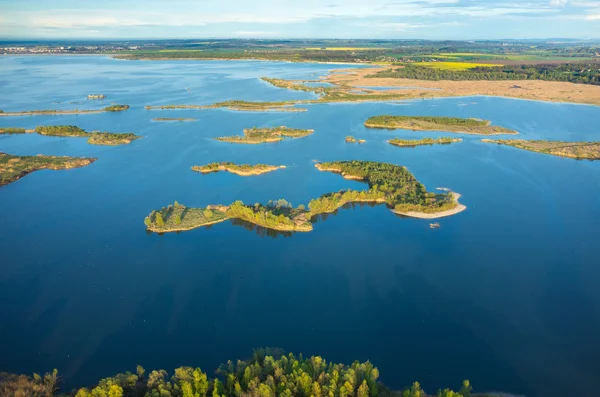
<box><xmin>0</xmin><ymin>349</ymin><xmax>476</xmax><ymax>397</ymax></box>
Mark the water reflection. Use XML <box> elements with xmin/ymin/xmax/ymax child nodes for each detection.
<box><xmin>229</xmin><ymin>218</ymin><xmax>294</xmax><ymax>239</ymax></box>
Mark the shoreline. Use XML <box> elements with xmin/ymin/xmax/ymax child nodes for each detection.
<box><xmin>193</xmin><ymin>165</ymin><xmax>284</xmax><ymax>176</ymax></box>
<box><xmin>392</xmin><ymin>193</ymin><xmax>467</xmax><ymax>219</ymax></box>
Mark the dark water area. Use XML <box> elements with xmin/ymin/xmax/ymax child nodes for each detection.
<box><xmin>1</xmin><ymin>56</ymin><xmax>600</xmax><ymax>397</ymax></box>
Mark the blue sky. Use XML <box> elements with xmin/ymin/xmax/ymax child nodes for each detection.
<box><xmin>1</xmin><ymin>0</ymin><xmax>599</xmax><ymax>39</ymax></box>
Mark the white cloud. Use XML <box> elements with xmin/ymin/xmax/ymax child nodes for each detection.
<box><xmin>550</xmin><ymin>0</ymin><xmax>569</xmax><ymax>6</ymax></box>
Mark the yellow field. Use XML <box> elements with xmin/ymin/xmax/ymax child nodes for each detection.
<box><xmin>304</xmin><ymin>47</ymin><xmax>383</xmax><ymax>51</ymax></box>
<box><xmin>413</xmin><ymin>61</ymin><xmax>501</xmax><ymax>70</ymax></box>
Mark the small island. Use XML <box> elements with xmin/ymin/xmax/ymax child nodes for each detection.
<box><xmin>388</xmin><ymin>137</ymin><xmax>462</xmax><ymax>147</ymax></box>
<box><xmin>145</xmin><ymin>200</ymin><xmax>313</xmax><ymax>233</ymax></box>
<box><xmin>34</xmin><ymin>125</ymin><xmax>139</xmax><ymax>145</ymax></box>
<box><xmin>216</xmin><ymin>126</ymin><xmax>314</xmax><ymax>144</ymax></box>
<box><xmin>146</xmin><ymin>161</ymin><xmax>465</xmax><ymax>234</ymax></box>
<box><xmin>0</xmin><ymin>105</ymin><xmax>129</xmax><ymax>117</ymax></box>
<box><xmin>1</xmin><ymin>125</ymin><xmax>140</xmax><ymax>145</ymax></box>
<box><xmin>145</xmin><ymin>100</ymin><xmax>307</xmax><ymax>112</ymax></box>
<box><xmin>192</xmin><ymin>162</ymin><xmax>285</xmax><ymax>176</ymax></box>
<box><xmin>482</xmin><ymin>139</ymin><xmax>600</xmax><ymax>160</ymax></box>
<box><xmin>1</xmin><ymin>152</ymin><xmax>96</xmax><ymax>187</ymax></box>
<box><xmin>87</xmin><ymin>94</ymin><xmax>105</xmax><ymax>99</ymax></box>
<box><xmin>364</xmin><ymin>115</ymin><xmax>517</xmax><ymax>135</ymax></box>
<box><xmin>346</xmin><ymin>136</ymin><xmax>366</xmax><ymax>144</ymax></box>
<box><xmin>152</xmin><ymin>117</ymin><xmax>197</xmax><ymax>122</ymax></box>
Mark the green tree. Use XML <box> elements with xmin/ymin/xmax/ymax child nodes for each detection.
<box><xmin>175</xmin><ymin>215</ymin><xmax>182</xmax><ymax>225</ymax></box>
<box><xmin>155</xmin><ymin>213</ymin><xmax>165</xmax><ymax>227</ymax></box>
<box><xmin>459</xmin><ymin>380</ymin><xmax>472</xmax><ymax>397</ymax></box>
<box><xmin>204</xmin><ymin>209</ymin><xmax>213</xmax><ymax>218</ymax></box>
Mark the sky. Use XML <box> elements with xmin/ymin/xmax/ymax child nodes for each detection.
<box><xmin>1</xmin><ymin>0</ymin><xmax>600</xmax><ymax>40</ymax></box>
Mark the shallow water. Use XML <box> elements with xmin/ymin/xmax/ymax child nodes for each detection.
<box><xmin>1</xmin><ymin>57</ymin><xmax>600</xmax><ymax>397</ymax></box>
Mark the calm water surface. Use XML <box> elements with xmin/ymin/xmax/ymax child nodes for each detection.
<box><xmin>1</xmin><ymin>56</ymin><xmax>599</xmax><ymax>397</ymax></box>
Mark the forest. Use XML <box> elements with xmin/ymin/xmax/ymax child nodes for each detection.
<box><xmin>369</xmin><ymin>62</ymin><xmax>600</xmax><ymax>85</ymax></box>
<box><xmin>0</xmin><ymin>349</ymin><xmax>477</xmax><ymax>397</ymax></box>
<box><xmin>388</xmin><ymin>137</ymin><xmax>461</xmax><ymax>147</ymax></box>
<box><xmin>217</xmin><ymin>127</ymin><xmax>313</xmax><ymax>144</ymax></box>
<box><xmin>35</xmin><ymin>125</ymin><xmax>139</xmax><ymax>145</ymax></box>
<box><xmin>313</xmin><ymin>161</ymin><xmax>456</xmax><ymax>214</ymax></box>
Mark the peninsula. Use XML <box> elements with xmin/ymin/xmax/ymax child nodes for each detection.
<box><xmin>1</xmin><ymin>125</ymin><xmax>140</xmax><ymax>145</ymax></box>
<box><xmin>216</xmin><ymin>126</ymin><xmax>314</xmax><ymax>144</ymax></box>
<box><xmin>388</xmin><ymin>137</ymin><xmax>462</xmax><ymax>147</ymax></box>
<box><xmin>0</xmin><ymin>105</ymin><xmax>129</xmax><ymax>117</ymax></box>
<box><xmin>192</xmin><ymin>162</ymin><xmax>285</xmax><ymax>176</ymax></box>
<box><xmin>0</xmin><ymin>152</ymin><xmax>96</xmax><ymax>187</ymax></box>
<box><xmin>483</xmin><ymin>139</ymin><xmax>600</xmax><ymax>160</ymax></box>
<box><xmin>146</xmin><ymin>161</ymin><xmax>465</xmax><ymax>234</ymax></box>
<box><xmin>365</xmin><ymin>115</ymin><xmax>517</xmax><ymax>135</ymax></box>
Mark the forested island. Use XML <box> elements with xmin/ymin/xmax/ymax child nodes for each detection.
<box><xmin>145</xmin><ymin>200</ymin><xmax>313</xmax><ymax>233</ymax></box>
<box><xmin>145</xmin><ymin>100</ymin><xmax>307</xmax><ymax>112</ymax></box>
<box><xmin>216</xmin><ymin>126</ymin><xmax>314</xmax><ymax>144</ymax></box>
<box><xmin>192</xmin><ymin>162</ymin><xmax>285</xmax><ymax>176</ymax></box>
<box><xmin>346</xmin><ymin>136</ymin><xmax>366</xmax><ymax>144</ymax></box>
<box><xmin>146</xmin><ymin>161</ymin><xmax>465</xmax><ymax>234</ymax></box>
<box><xmin>482</xmin><ymin>139</ymin><xmax>600</xmax><ymax>160</ymax></box>
<box><xmin>0</xmin><ymin>125</ymin><xmax>140</xmax><ymax>145</ymax></box>
<box><xmin>0</xmin><ymin>105</ymin><xmax>129</xmax><ymax>117</ymax></box>
<box><xmin>313</xmin><ymin>161</ymin><xmax>465</xmax><ymax>218</ymax></box>
<box><xmin>0</xmin><ymin>152</ymin><xmax>96</xmax><ymax>187</ymax></box>
<box><xmin>0</xmin><ymin>348</ymin><xmax>478</xmax><ymax>397</ymax></box>
<box><xmin>365</xmin><ymin>116</ymin><xmax>517</xmax><ymax>135</ymax></box>
<box><xmin>389</xmin><ymin>137</ymin><xmax>462</xmax><ymax>147</ymax></box>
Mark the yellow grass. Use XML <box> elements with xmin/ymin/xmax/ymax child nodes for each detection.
<box><xmin>413</xmin><ymin>61</ymin><xmax>501</xmax><ymax>70</ymax></box>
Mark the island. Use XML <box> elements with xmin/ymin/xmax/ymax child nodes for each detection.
<box><xmin>364</xmin><ymin>115</ymin><xmax>517</xmax><ymax>135</ymax></box>
<box><xmin>388</xmin><ymin>137</ymin><xmax>462</xmax><ymax>147</ymax></box>
<box><xmin>145</xmin><ymin>100</ymin><xmax>307</xmax><ymax>112</ymax></box>
<box><xmin>0</xmin><ymin>152</ymin><xmax>96</xmax><ymax>187</ymax></box>
<box><xmin>33</xmin><ymin>125</ymin><xmax>139</xmax><ymax>145</ymax></box>
<box><xmin>192</xmin><ymin>162</ymin><xmax>285</xmax><ymax>176</ymax></box>
<box><xmin>145</xmin><ymin>161</ymin><xmax>466</xmax><ymax>234</ymax></box>
<box><xmin>313</xmin><ymin>161</ymin><xmax>466</xmax><ymax>218</ymax></box>
<box><xmin>0</xmin><ymin>127</ymin><xmax>34</xmax><ymax>134</ymax></box>
<box><xmin>482</xmin><ymin>139</ymin><xmax>600</xmax><ymax>160</ymax></box>
<box><xmin>2</xmin><ymin>349</ymin><xmax>475</xmax><ymax>397</ymax></box>
<box><xmin>216</xmin><ymin>126</ymin><xmax>314</xmax><ymax>144</ymax></box>
<box><xmin>152</xmin><ymin>117</ymin><xmax>197</xmax><ymax>122</ymax></box>
<box><xmin>87</xmin><ymin>94</ymin><xmax>105</xmax><ymax>99</ymax></box>
<box><xmin>0</xmin><ymin>105</ymin><xmax>129</xmax><ymax>117</ymax></box>
<box><xmin>145</xmin><ymin>200</ymin><xmax>313</xmax><ymax>233</ymax></box>
<box><xmin>346</xmin><ymin>136</ymin><xmax>366</xmax><ymax>144</ymax></box>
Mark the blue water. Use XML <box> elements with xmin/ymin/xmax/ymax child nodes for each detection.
<box><xmin>1</xmin><ymin>56</ymin><xmax>600</xmax><ymax>397</ymax></box>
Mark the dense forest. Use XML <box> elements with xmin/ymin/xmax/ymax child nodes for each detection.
<box><xmin>0</xmin><ymin>349</ymin><xmax>477</xmax><ymax>397</ymax></box>
<box><xmin>369</xmin><ymin>62</ymin><xmax>600</xmax><ymax>85</ymax></box>
<box><xmin>313</xmin><ymin>161</ymin><xmax>456</xmax><ymax>214</ymax></box>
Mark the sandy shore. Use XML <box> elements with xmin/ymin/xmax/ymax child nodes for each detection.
<box><xmin>392</xmin><ymin>193</ymin><xmax>467</xmax><ymax>219</ymax></box>
<box><xmin>146</xmin><ymin>217</ymin><xmax>229</xmax><ymax>233</ymax></box>
<box><xmin>193</xmin><ymin>165</ymin><xmax>284</xmax><ymax>175</ymax></box>
<box><xmin>326</xmin><ymin>67</ymin><xmax>600</xmax><ymax>107</ymax></box>
<box><xmin>0</xmin><ymin>109</ymin><xmax>107</xmax><ymax>117</ymax></box>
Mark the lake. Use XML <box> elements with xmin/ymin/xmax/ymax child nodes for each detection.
<box><xmin>1</xmin><ymin>56</ymin><xmax>599</xmax><ymax>397</ymax></box>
